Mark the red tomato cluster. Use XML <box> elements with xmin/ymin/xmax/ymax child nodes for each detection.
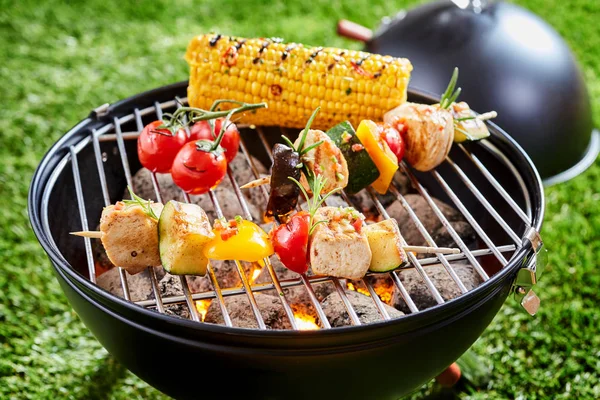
<box><xmin>137</xmin><ymin>118</ymin><xmax>240</xmax><ymax>195</ymax></box>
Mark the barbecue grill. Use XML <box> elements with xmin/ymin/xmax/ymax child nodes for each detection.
<box><xmin>28</xmin><ymin>81</ymin><xmax>546</xmax><ymax>400</ymax></box>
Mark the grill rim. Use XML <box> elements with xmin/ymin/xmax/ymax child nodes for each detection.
<box><xmin>28</xmin><ymin>81</ymin><xmax>545</xmax><ymax>341</ymax></box>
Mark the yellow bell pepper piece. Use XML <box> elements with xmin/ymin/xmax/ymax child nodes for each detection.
<box><xmin>355</xmin><ymin>120</ymin><xmax>399</xmax><ymax>194</ymax></box>
<box><xmin>203</xmin><ymin>218</ymin><xmax>274</xmax><ymax>262</ymax></box>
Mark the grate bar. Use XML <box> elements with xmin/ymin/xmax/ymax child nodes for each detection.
<box><xmin>133</xmin><ymin>244</ymin><xmax>516</xmax><ymax>308</ymax></box>
<box><xmin>431</xmin><ymin>170</ymin><xmax>508</xmax><ymax>265</ymax></box>
<box><xmin>70</xmin><ymin>147</ymin><xmax>97</xmax><ymax>284</ymax></box>
<box><xmin>332</xmin><ymin>279</ymin><xmax>362</xmax><ymax>325</ymax></box>
<box><xmin>367</xmin><ymin>186</ymin><xmax>445</xmax><ymax>304</ymax></box>
<box><xmin>241</xmin><ymin>127</ymin><xmax>335</xmax><ymax>329</ymax></box>
<box><xmin>91</xmin><ymin>132</ymin><xmax>131</xmax><ymax>299</ymax></box>
<box><xmin>400</xmin><ymin>164</ymin><xmax>490</xmax><ymax>281</ymax></box>
<box><xmin>386</xmin><ymin>185</ymin><xmax>469</xmax><ymax>294</ymax></box>
<box><xmin>224</xmin><ymin>164</ymin><xmax>298</xmax><ymax>329</ymax></box>
<box><xmin>446</xmin><ymin>156</ymin><xmax>521</xmax><ymax>244</ymax></box>
<box><xmin>208</xmin><ymin>190</ymin><xmax>267</xmax><ymax>329</ymax></box>
<box><xmin>459</xmin><ymin>143</ymin><xmax>531</xmax><ymax>224</ymax></box>
<box><xmin>364</xmin><ymin>187</ymin><xmax>419</xmax><ymax>313</ymax></box>
<box><xmin>362</xmin><ymin>278</ymin><xmax>391</xmax><ymax>320</ymax></box>
<box><xmin>114</xmin><ymin>115</ymin><xmax>167</xmax><ymax>314</ymax></box>
<box><xmin>339</xmin><ymin>190</ymin><xmax>403</xmax><ymax>319</ymax></box>
<box><xmin>181</xmin><ymin>193</ymin><xmax>232</xmax><ymax>327</ymax></box>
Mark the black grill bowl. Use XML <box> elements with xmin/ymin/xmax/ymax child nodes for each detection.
<box><xmin>29</xmin><ymin>81</ymin><xmax>544</xmax><ymax>400</ymax></box>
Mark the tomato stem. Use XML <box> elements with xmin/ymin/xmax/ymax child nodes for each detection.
<box><xmin>210</xmin><ymin>109</ymin><xmax>235</xmax><ymax>152</ymax></box>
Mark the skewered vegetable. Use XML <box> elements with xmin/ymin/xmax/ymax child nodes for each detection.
<box><xmin>325</xmin><ymin>121</ymin><xmax>379</xmax><ymax>194</ymax></box>
<box><xmin>355</xmin><ymin>120</ymin><xmax>399</xmax><ymax>194</ymax></box>
<box><xmin>137</xmin><ymin>120</ymin><xmax>187</xmax><ymax>173</ymax></box>
<box><xmin>98</xmin><ymin>191</ymin><xmax>164</xmax><ymax>275</ymax></box>
<box><xmin>158</xmin><ymin>200</ymin><xmax>214</xmax><ymax>276</ymax></box>
<box><xmin>185</xmin><ymin>34</ymin><xmax>412</xmax><ymax>130</ymax></box>
<box><xmin>450</xmin><ymin>102</ymin><xmax>494</xmax><ymax>143</ymax></box>
<box><xmin>204</xmin><ymin>217</ymin><xmax>274</xmax><ymax>262</ymax></box>
<box><xmin>363</xmin><ymin>219</ymin><xmax>408</xmax><ymax>272</ymax></box>
<box><xmin>265</xmin><ymin>143</ymin><xmax>302</xmax><ymax>218</ymax></box>
<box><xmin>269</xmin><ymin>211</ymin><xmax>311</xmax><ymax>274</ymax></box>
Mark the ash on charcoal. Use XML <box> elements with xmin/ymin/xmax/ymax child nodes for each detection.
<box><xmin>254</xmin><ymin>254</ymin><xmax>335</xmax><ymax>314</ymax></box>
<box><xmin>320</xmin><ymin>290</ymin><xmax>404</xmax><ymax>327</ymax></box>
<box><xmin>386</xmin><ymin>194</ymin><xmax>476</xmax><ymax>250</ymax></box>
<box><xmin>96</xmin><ymin>266</ymin><xmax>165</xmax><ymax>302</ymax></box>
<box><xmin>204</xmin><ymin>293</ymin><xmax>293</xmax><ymax>329</ymax></box>
<box><xmin>164</xmin><ymin>303</ymin><xmax>190</xmax><ymax>320</ymax></box>
<box><xmin>391</xmin><ymin>263</ymin><xmax>482</xmax><ymax>313</ymax></box>
<box><xmin>128</xmin><ymin>155</ymin><xmax>265</xmax><ymax>222</ymax></box>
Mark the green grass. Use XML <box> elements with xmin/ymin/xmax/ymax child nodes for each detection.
<box><xmin>0</xmin><ymin>0</ymin><xmax>598</xmax><ymax>398</ymax></box>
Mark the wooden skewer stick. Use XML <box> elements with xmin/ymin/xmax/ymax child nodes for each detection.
<box><xmin>70</xmin><ymin>230</ymin><xmax>459</xmax><ymax>254</ymax></box>
<box><xmin>70</xmin><ymin>231</ymin><xmax>102</xmax><ymax>239</ymax></box>
<box><xmin>477</xmin><ymin>111</ymin><xmax>497</xmax><ymax>121</ymax></box>
<box><xmin>240</xmin><ymin>175</ymin><xmax>271</xmax><ymax>189</ymax></box>
<box><xmin>402</xmin><ymin>246</ymin><xmax>460</xmax><ymax>255</ymax></box>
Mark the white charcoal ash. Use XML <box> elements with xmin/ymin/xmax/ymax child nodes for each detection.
<box><xmin>391</xmin><ymin>263</ymin><xmax>482</xmax><ymax>314</ymax></box>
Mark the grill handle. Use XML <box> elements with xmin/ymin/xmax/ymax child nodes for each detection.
<box><xmin>513</xmin><ymin>227</ymin><xmax>545</xmax><ymax>316</ymax></box>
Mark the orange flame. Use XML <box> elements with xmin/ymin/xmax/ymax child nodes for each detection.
<box><xmin>293</xmin><ymin>311</ymin><xmax>320</xmax><ymax>330</ymax></box>
<box><xmin>195</xmin><ymin>299</ymin><xmax>212</xmax><ymax>322</ymax></box>
<box><xmin>347</xmin><ymin>281</ymin><xmax>394</xmax><ymax>304</ymax></box>
<box><xmin>346</xmin><ymin>282</ymin><xmax>371</xmax><ymax>297</ymax></box>
<box><xmin>374</xmin><ymin>282</ymin><xmax>394</xmax><ymax>304</ymax></box>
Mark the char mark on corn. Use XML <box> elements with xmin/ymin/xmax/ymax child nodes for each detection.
<box><xmin>185</xmin><ymin>34</ymin><xmax>413</xmax><ymax>129</ymax></box>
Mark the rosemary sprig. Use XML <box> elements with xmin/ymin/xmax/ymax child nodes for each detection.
<box><xmin>439</xmin><ymin>67</ymin><xmax>460</xmax><ymax>109</ymax></box>
<box><xmin>123</xmin><ymin>186</ymin><xmax>159</xmax><ymax>220</ymax></box>
<box><xmin>289</xmin><ymin>172</ymin><xmax>343</xmax><ymax>235</ymax></box>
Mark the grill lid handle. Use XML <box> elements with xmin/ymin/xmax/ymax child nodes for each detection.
<box><xmin>513</xmin><ymin>227</ymin><xmax>546</xmax><ymax>316</ymax></box>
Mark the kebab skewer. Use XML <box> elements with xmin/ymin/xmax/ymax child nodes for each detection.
<box><xmin>72</xmin><ymin>188</ymin><xmax>458</xmax><ymax>278</ymax></box>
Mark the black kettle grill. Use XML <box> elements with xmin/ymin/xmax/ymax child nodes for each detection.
<box><xmin>338</xmin><ymin>0</ymin><xmax>599</xmax><ymax>185</ymax></box>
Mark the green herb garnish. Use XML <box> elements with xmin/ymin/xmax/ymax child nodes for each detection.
<box><xmin>123</xmin><ymin>186</ymin><xmax>159</xmax><ymax>220</ymax></box>
<box><xmin>439</xmin><ymin>67</ymin><xmax>461</xmax><ymax>109</ymax></box>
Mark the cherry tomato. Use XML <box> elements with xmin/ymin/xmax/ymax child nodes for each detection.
<box><xmin>270</xmin><ymin>212</ymin><xmax>311</xmax><ymax>274</ymax></box>
<box><xmin>189</xmin><ymin>118</ymin><xmax>240</xmax><ymax>163</ymax></box>
<box><xmin>137</xmin><ymin>120</ymin><xmax>188</xmax><ymax>173</ymax></box>
<box><xmin>171</xmin><ymin>141</ymin><xmax>227</xmax><ymax>195</ymax></box>
<box><xmin>377</xmin><ymin>122</ymin><xmax>405</xmax><ymax>162</ymax></box>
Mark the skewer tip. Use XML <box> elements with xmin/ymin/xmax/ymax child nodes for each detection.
<box><xmin>70</xmin><ymin>231</ymin><xmax>103</xmax><ymax>239</ymax></box>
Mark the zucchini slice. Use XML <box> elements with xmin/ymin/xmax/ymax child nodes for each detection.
<box><xmin>326</xmin><ymin>121</ymin><xmax>379</xmax><ymax>194</ymax></box>
<box><xmin>158</xmin><ymin>200</ymin><xmax>214</xmax><ymax>276</ymax></box>
<box><xmin>364</xmin><ymin>219</ymin><xmax>408</xmax><ymax>272</ymax></box>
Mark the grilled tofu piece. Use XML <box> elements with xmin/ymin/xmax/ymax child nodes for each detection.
<box><xmin>99</xmin><ymin>202</ymin><xmax>164</xmax><ymax>275</ymax></box>
<box><xmin>309</xmin><ymin>206</ymin><xmax>371</xmax><ymax>279</ymax></box>
<box><xmin>383</xmin><ymin>102</ymin><xmax>454</xmax><ymax>171</ymax></box>
<box><xmin>294</xmin><ymin>129</ymin><xmax>349</xmax><ymax>193</ymax></box>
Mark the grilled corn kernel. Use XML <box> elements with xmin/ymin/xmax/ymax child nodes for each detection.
<box><xmin>185</xmin><ymin>34</ymin><xmax>412</xmax><ymax>129</ymax></box>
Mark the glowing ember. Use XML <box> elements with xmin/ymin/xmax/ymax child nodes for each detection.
<box><xmin>374</xmin><ymin>282</ymin><xmax>394</xmax><ymax>304</ymax></box>
<box><xmin>294</xmin><ymin>312</ymin><xmax>320</xmax><ymax>331</ymax></box>
<box><xmin>346</xmin><ymin>282</ymin><xmax>370</xmax><ymax>297</ymax></box>
<box><xmin>195</xmin><ymin>299</ymin><xmax>212</xmax><ymax>322</ymax></box>
<box><xmin>250</xmin><ymin>267</ymin><xmax>262</xmax><ymax>283</ymax></box>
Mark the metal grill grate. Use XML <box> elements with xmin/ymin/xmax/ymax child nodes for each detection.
<box><xmin>66</xmin><ymin>96</ymin><xmax>535</xmax><ymax>330</ymax></box>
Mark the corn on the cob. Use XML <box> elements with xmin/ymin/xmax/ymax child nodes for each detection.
<box><xmin>185</xmin><ymin>34</ymin><xmax>412</xmax><ymax>130</ymax></box>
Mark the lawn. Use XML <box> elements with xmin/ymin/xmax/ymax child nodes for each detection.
<box><xmin>0</xmin><ymin>0</ymin><xmax>598</xmax><ymax>398</ymax></box>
